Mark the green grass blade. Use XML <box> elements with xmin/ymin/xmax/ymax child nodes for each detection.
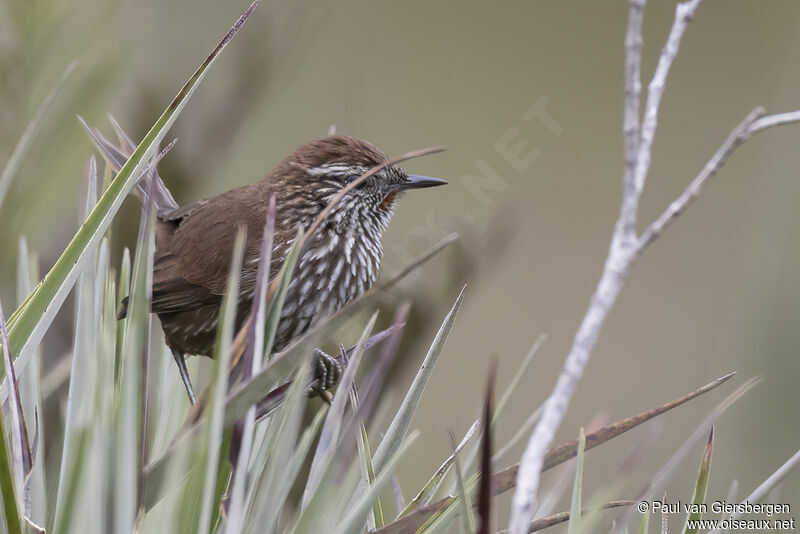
<box><xmin>49</xmin><ymin>429</ymin><xmax>90</xmax><ymax>534</ymax></box>
<box><xmin>246</xmin><ymin>396</ymin><xmax>322</xmax><ymax>534</ymax></box>
<box><xmin>111</xmin><ymin>179</ymin><xmax>157</xmax><ymax>534</ymax></box>
<box><xmin>15</xmin><ymin>239</ymin><xmax>45</xmax><ymax>527</ymax></box>
<box><xmin>457</xmin><ymin>335</ymin><xmax>545</xmax><ymax>493</ymax></box>
<box><xmin>495</xmin><ymin>334</ymin><xmax>545</xmax><ymax>423</ymax></box>
<box><xmin>196</xmin><ymin>228</ymin><xmax>246</xmax><ymax>534</ymax></box>
<box><xmin>240</xmin><ymin>196</ymin><xmax>275</xmax><ymax>380</ymax></box>
<box><xmin>240</xmin><ymin>359</ymin><xmax>312</xmax><ymax>532</ymax></box>
<box><xmin>371</xmin><ymin>285</ymin><xmax>465</xmax><ymax>476</ymax></box>
<box><xmin>141</xmin><ymin>232</ymin><xmax>303</xmax><ymax>510</ymax></box>
<box><xmin>262</xmin><ymin>228</ymin><xmax>302</xmax><ymax>358</ymax></box>
<box><xmin>400</xmin><ymin>419</ymin><xmax>479</xmax><ymax>517</ymax></box>
<box><xmin>228</xmin><ymin>230</ymin><xmax>303</xmax><ymax>412</ymax></box>
<box><xmin>0</xmin><ymin>305</ymin><xmax>23</xmax><ymax>534</ymax></box>
<box><xmin>683</xmin><ymin>427</ymin><xmax>713</xmax><ymax>534</ymax></box>
<box><xmin>567</xmin><ymin>428</ymin><xmax>586</xmax><ymax>534</ymax></box>
<box><xmin>149</xmin><ymin>344</ymin><xmax>189</xmax><ymax>457</ymax></box>
<box><xmin>2</xmin><ymin>0</ymin><xmax>262</xmax><ymax>373</ymax></box>
<box><xmin>222</xmin><ymin>418</ymin><xmax>253</xmax><ymax>534</ymax></box>
<box><xmin>0</xmin><ymin>298</ymin><xmax>32</xmax><ymax>518</ymax></box>
<box><xmin>349</xmin><ymin>384</ymin><xmax>382</xmax><ymax>529</ymax></box>
<box><xmin>377</xmin><ymin>373</ymin><xmax>737</xmax><ymax>534</ymax></box>
<box><xmin>332</xmin><ymin>432</ymin><xmax>419</xmax><ymax>534</ymax></box>
<box><xmin>450</xmin><ymin>431</ymin><xmax>476</xmax><ymax>533</ymax></box>
<box><xmin>639</xmin><ymin>507</ymin><xmax>650</xmax><ymax>534</ymax></box>
<box><xmin>0</xmin><ymin>60</ymin><xmax>77</xmax><ymax>209</ymax></box>
<box><xmin>303</xmin><ymin>312</ymin><xmax>377</xmax><ymax>507</ymax></box>
<box><xmin>115</xmin><ymin>248</ymin><xmax>131</xmax><ymax>383</ymax></box>
<box><xmin>53</xmin><ymin>158</ymin><xmax>102</xmax><ymax>533</ymax></box>
<box><xmin>493</xmin><ymin>405</ymin><xmax>543</xmax><ymax>463</ymax></box>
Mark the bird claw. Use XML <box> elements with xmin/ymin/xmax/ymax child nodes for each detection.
<box><xmin>308</xmin><ymin>348</ymin><xmax>342</xmax><ymax>400</ymax></box>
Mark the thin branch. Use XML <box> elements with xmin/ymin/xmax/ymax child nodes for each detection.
<box><xmin>637</xmin><ymin>108</ymin><xmax>800</xmax><ymax>252</ymax></box>
<box><xmin>632</xmin><ymin>0</ymin><xmax>704</xmax><ymax>196</ymax></box>
<box><xmin>749</xmin><ymin>109</ymin><xmax>800</xmax><ymax>130</ymax></box>
<box><xmin>621</xmin><ymin>0</ymin><xmax>645</xmax><ymax>236</ymax></box>
<box><xmin>507</xmin><ymin>1</ymin><xmax>800</xmax><ymax>532</ymax></box>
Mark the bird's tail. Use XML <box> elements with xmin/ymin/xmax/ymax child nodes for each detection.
<box><xmin>80</xmin><ymin>114</ymin><xmax>179</xmax><ymax>216</ymax></box>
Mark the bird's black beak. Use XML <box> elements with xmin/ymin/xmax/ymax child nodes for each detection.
<box><xmin>392</xmin><ymin>174</ymin><xmax>448</xmax><ymax>192</ymax></box>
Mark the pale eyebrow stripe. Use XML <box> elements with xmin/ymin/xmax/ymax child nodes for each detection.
<box><xmin>306</xmin><ymin>164</ymin><xmax>367</xmax><ymax>177</ymax></box>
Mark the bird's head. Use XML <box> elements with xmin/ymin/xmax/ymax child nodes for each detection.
<box><xmin>273</xmin><ymin>135</ymin><xmax>446</xmax><ymax>230</ymax></box>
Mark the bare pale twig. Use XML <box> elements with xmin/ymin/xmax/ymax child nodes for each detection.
<box><xmin>638</xmin><ymin>108</ymin><xmax>800</xmax><ymax>251</ymax></box>
<box><xmin>508</xmin><ymin>1</ymin><xmax>800</xmax><ymax>532</ymax></box>
<box><xmin>621</xmin><ymin>0</ymin><xmax>644</xmax><ymax>236</ymax></box>
<box><xmin>632</xmin><ymin>0</ymin><xmax>703</xmax><ymax>196</ymax></box>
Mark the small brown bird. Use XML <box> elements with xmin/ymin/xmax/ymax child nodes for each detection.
<box><xmin>89</xmin><ymin>126</ymin><xmax>446</xmax><ymax>403</ymax></box>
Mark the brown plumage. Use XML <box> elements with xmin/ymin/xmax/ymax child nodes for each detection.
<box><xmin>91</xmin><ymin>127</ymin><xmax>446</xmax><ymax>402</ymax></box>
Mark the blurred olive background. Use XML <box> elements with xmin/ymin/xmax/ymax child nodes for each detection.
<box><xmin>1</xmin><ymin>0</ymin><xmax>799</xmax><ymax>527</ymax></box>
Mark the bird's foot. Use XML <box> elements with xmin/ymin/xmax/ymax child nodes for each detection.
<box><xmin>308</xmin><ymin>348</ymin><xmax>342</xmax><ymax>403</ymax></box>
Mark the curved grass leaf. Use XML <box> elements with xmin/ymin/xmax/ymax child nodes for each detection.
<box><xmin>495</xmin><ymin>334</ymin><xmax>545</xmax><ymax>423</ymax></box>
<box><xmin>639</xmin><ymin>507</ymin><xmax>650</xmax><ymax>534</ymax></box>
<box><xmin>196</xmin><ymin>228</ymin><xmax>246</xmax><ymax>534</ymax></box>
<box><xmin>110</xmin><ymin>172</ymin><xmax>158</xmax><ymax>534</ymax></box>
<box><xmin>358</xmin><ymin>285</ymin><xmax>465</xmax><ymax>527</ymax></box>
<box><xmin>450</xmin><ymin>430</ymin><xmax>476</xmax><ymax>532</ymax></box>
<box><xmin>0</xmin><ymin>304</ymin><xmax>23</xmax><ymax>534</ymax></box>
<box><xmin>331</xmin><ymin>432</ymin><xmax>419</xmax><ymax>534</ymax></box>
<box><xmin>374</xmin><ymin>372</ymin><xmax>736</xmax><ymax>534</ymax></box>
<box><xmin>349</xmin><ymin>380</ymin><xmax>382</xmax><ymax>529</ymax></box>
<box><xmin>0</xmin><ymin>299</ymin><xmax>32</xmax><ymax>514</ymax></box>
<box><xmin>683</xmin><ymin>427</ymin><xmax>713</xmax><ymax>534</ymax></box>
<box><xmin>399</xmin><ymin>418</ymin><xmax>479</xmax><ymax>517</ymax></box>
<box><xmin>243</xmin><ymin>359</ymin><xmax>314</xmax><ymax>534</ymax></box>
<box><xmin>16</xmin><ymin>239</ymin><xmax>46</xmax><ymax>526</ymax></box>
<box><xmin>246</xmin><ymin>398</ymin><xmax>322</xmax><ymax>534</ymax></box>
<box><xmin>303</xmin><ymin>312</ymin><xmax>377</xmax><ymax>507</ymax></box>
<box><xmin>458</xmin><ymin>335</ymin><xmax>545</xmax><ymax>493</ymax></box>
<box><xmin>2</xmin><ymin>0</ymin><xmax>262</xmax><ymax>375</ymax></box>
<box><xmin>49</xmin><ymin>429</ymin><xmax>90</xmax><ymax>534</ymax></box>
<box><xmin>219</xmin><ymin>230</ymin><xmax>303</xmax><ymax>422</ymax></box>
<box><xmin>53</xmin><ymin>157</ymin><xmax>102</xmax><ymax>533</ymax></box>
<box><xmin>0</xmin><ymin>60</ymin><xmax>77</xmax><ymax>209</ymax></box>
<box><xmin>371</xmin><ymin>285</ymin><xmax>466</xmax><ymax>476</ymax></box>
<box><xmin>567</xmin><ymin>428</ymin><xmax>586</xmax><ymax>534</ymax></box>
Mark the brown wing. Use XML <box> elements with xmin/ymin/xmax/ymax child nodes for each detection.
<box><xmin>149</xmin><ymin>183</ymin><xmax>284</xmax><ymax>316</ymax></box>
